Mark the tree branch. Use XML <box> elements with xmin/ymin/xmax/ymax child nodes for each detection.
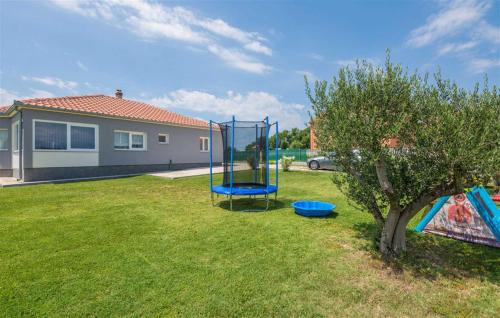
<box><xmin>375</xmin><ymin>158</ymin><xmax>400</xmax><ymax>212</ymax></box>
<box><xmin>402</xmin><ymin>181</ymin><xmax>462</xmax><ymax>220</ymax></box>
<box><xmin>367</xmin><ymin>196</ymin><xmax>386</xmax><ymax>228</ymax></box>
<box><xmin>345</xmin><ymin>164</ymin><xmax>386</xmax><ymax>228</ymax></box>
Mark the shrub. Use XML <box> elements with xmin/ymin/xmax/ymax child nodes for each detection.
<box><xmin>281</xmin><ymin>156</ymin><xmax>294</xmax><ymax>171</ymax></box>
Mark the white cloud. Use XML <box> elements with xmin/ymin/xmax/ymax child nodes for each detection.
<box><xmin>0</xmin><ymin>88</ymin><xmax>19</xmax><ymax>106</ymax></box>
<box><xmin>49</xmin><ymin>0</ymin><xmax>272</xmax><ymax>74</ymax></box>
<box><xmin>77</xmin><ymin>61</ymin><xmax>88</xmax><ymax>71</ymax></box>
<box><xmin>28</xmin><ymin>89</ymin><xmax>56</xmax><ymax>99</ymax></box>
<box><xmin>207</xmin><ymin>45</ymin><xmax>271</xmax><ymax>74</ymax></box>
<box><xmin>407</xmin><ymin>0</ymin><xmax>490</xmax><ymax>47</ymax></box>
<box><xmin>475</xmin><ymin>21</ymin><xmax>500</xmax><ymax>44</ymax></box>
<box><xmin>468</xmin><ymin>58</ymin><xmax>500</xmax><ymax>73</ymax></box>
<box><xmin>22</xmin><ymin>76</ymin><xmax>78</xmax><ymax>90</ymax></box>
<box><xmin>196</xmin><ymin>18</ymin><xmax>272</xmax><ymax>56</ymax></box>
<box><xmin>0</xmin><ymin>88</ymin><xmax>55</xmax><ymax>105</ymax></box>
<box><xmin>150</xmin><ymin>90</ymin><xmax>307</xmax><ymax>129</ymax></box>
<box><xmin>437</xmin><ymin>40</ymin><xmax>478</xmax><ymax>55</ymax></box>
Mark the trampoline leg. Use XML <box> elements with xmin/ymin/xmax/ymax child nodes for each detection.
<box><xmin>230</xmin><ymin>195</ymin><xmax>233</xmax><ymax>211</ymax></box>
<box><xmin>211</xmin><ymin>192</ymin><xmax>215</xmax><ymax>207</ymax></box>
<box><xmin>265</xmin><ymin>194</ymin><xmax>270</xmax><ymax>211</ymax></box>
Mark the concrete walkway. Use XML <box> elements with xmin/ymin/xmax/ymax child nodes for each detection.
<box><xmin>148</xmin><ymin>162</ymin><xmax>322</xmax><ymax>180</ymax></box>
<box><xmin>149</xmin><ymin>167</ymin><xmax>224</xmax><ymax>179</ymax></box>
<box><xmin>0</xmin><ymin>177</ymin><xmax>21</xmax><ymax>187</ymax></box>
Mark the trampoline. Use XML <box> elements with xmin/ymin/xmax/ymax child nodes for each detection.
<box><xmin>209</xmin><ymin>116</ymin><xmax>279</xmax><ymax>211</ymax></box>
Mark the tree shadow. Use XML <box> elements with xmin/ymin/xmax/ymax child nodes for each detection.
<box><xmin>352</xmin><ymin>222</ymin><xmax>500</xmax><ymax>283</ymax></box>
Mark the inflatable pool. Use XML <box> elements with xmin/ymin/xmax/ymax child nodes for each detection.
<box><xmin>292</xmin><ymin>201</ymin><xmax>336</xmax><ymax>217</ymax></box>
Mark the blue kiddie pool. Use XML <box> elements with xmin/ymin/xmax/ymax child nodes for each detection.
<box><xmin>292</xmin><ymin>201</ymin><xmax>336</xmax><ymax>217</ymax></box>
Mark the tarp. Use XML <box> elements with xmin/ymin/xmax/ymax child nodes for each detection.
<box><xmin>415</xmin><ymin>187</ymin><xmax>500</xmax><ymax>248</ymax></box>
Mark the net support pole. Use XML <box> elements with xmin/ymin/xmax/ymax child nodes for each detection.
<box><xmin>275</xmin><ymin>121</ymin><xmax>279</xmax><ymax>187</ymax></box>
<box><xmin>254</xmin><ymin>124</ymin><xmax>258</xmax><ymax>184</ymax></box>
<box><xmin>265</xmin><ymin>116</ymin><xmax>269</xmax><ymax>190</ymax></box>
<box><xmin>209</xmin><ymin>120</ymin><xmax>213</xmax><ymax>192</ymax></box>
<box><xmin>230</xmin><ymin>116</ymin><xmax>235</xmax><ymax>193</ymax></box>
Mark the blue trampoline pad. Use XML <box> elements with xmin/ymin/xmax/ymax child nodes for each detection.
<box><xmin>212</xmin><ymin>184</ymin><xmax>278</xmax><ymax>196</ymax></box>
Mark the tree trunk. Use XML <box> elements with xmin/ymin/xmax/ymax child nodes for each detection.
<box><xmin>379</xmin><ymin>209</ymin><xmax>411</xmax><ymax>256</ymax></box>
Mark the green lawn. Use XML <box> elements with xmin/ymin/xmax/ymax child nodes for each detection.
<box><xmin>1</xmin><ymin>171</ymin><xmax>499</xmax><ymax>317</ymax></box>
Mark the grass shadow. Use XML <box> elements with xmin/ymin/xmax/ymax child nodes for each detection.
<box><xmin>294</xmin><ymin>211</ymin><xmax>339</xmax><ymax>219</ymax></box>
<box><xmin>352</xmin><ymin>222</ymin><xmax>500</xmax><ymax>283</ymax></box>
<box><xmin>216</xmin><ymin>197</ymin><xmax>292</xmax><ymax>212</ymax></box>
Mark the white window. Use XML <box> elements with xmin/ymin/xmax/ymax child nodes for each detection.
<box><xmin>114</xmin><ymin>132</ymin><xmax>129</xmax><ymax>149</ymax></box>
<box><xmin>0</xmin><ymin>129</ymin><xmax>7</xmax><ymax>150</ymax></box>
<box><xmin>12</xmin><ymin>122</ymin><xmax>19</xmax><ymax>151</ymax></box>
<box><xmin>114</xmin><ymin>131</ymin><xmax>146</xmax><ymax>151</ymax></box>
<box><xmin>200</xmin><ymin>137</ymin><xmax>209</xmax><ymax>152</ymax></box>
<box><xmin>158</xmin><ymin>133</ymin><xmax>169</xmax><ymax>144</ymax></box>
<box><xmin>33</xmin><ymin>120</ymin><xmax>98</xmax><ymax>151</ymax></box>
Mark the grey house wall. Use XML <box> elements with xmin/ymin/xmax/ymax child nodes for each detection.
<box><xmin>20</xmin><ymin>109</ymin><xmax>223</xmax><ymax>181</ymax></box>
<box><xmin>0</xmin><ymin>116</ymin><xmax>12</xmax><ymax>177</ymax></box>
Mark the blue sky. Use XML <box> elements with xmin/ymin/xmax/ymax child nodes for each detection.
<box><xmin>1</xmin><ymin>0</ymin><xmax>499</xmax><ymax>129</ymax></box>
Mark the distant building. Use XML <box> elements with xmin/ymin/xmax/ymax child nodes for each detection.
<box><xmin>308</xmin><ymin>118</ymin><xmax>399</xmax><ymax>151</ymax></box>
<box><xmin>309</xmin><ymin>119</ymin><xmax>317</xmax><ymax>150</ymax></box>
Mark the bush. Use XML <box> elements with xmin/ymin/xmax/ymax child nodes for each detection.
<box><xmin>281</xmin><ymin>156</ymin><xmax>294</xmax><ymax>171</ymax></box>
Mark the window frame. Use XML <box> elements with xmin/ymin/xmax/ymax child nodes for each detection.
<box><xmin>200</xmin><ymin>136</ymin><xmax>209</xmax><ymax>152</ymax></box>
<box><xmin>0</xmin><ymin>129</ymin><xmax>8</xmax><ymax>151</ymax></box>
<box><xmin>32</xmin><ymin>119</ymin><xmax>99</xmax><ymax>152</ymax></box>
<box><xmin>158</xmin><ymin>133</ymin><xmax>169</xmax><ymax>145</ymax></box>
<box><xmin>113</xmin><ymin>130</ymin><xmax>147</xmax><ymax>151</ymax></box>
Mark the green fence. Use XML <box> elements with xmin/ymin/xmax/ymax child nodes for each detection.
<box><xmin>269</xmin><ymin>149</ymin><xmax>309</xmax><ymax>162</ymax></box>
<box><xmin>233</xmin><ymin>149</ymin><xmax>310</xmax><ymax>162</ymax></box>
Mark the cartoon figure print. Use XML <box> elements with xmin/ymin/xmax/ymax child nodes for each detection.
<box><xmin>447</xmin><ymin>194</ymin><xmax>472</xmax><ymax>224</ymax></box>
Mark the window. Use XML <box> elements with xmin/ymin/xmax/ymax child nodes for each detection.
<box><xmin>158</xmin><ymin>133</ymin><xmax>169</xmax><ymax>144</ymax></box>
<box><xmin>114</xmin><ymin>131</ymin><xmax>146</xmax><ymax>150</ymax></box>
<box><xmin>200</xmin><ymin>137</ymin><xmax>209</xmax><ymax>152</ymax></box>
<box><xmin>35</xmin><ymin>121</ymin><xmax>67</xmax><ymax>150</ymax></box>
<box><xmin>131</xmin><ymin>134</ymin><xmax>144</xmax><ymax>149</ymax></box>
<box><xmin>0</xmin><ymin>130</ymin><xmax>7</xmax><ymax>150</ymax></box>
<box><xmin>33</xmin><ymin>120</ymin><xmax>98</xmax><ymax>151</ymax></box>
<box><xmin>114</xmin><ymin>132</ymin><xmax>129</xmax><ymax>149</ymax></box>
<box><xmin>12</xmin><ymin>122</ymin><xmax>19</xmax><ymax>151</ymax></box>
<box><xmin>71</xmin><ymin>126</ymin><xmax>96</xmax><ymax>149</ymax></box>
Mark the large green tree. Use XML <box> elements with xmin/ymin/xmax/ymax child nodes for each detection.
<box><xmin>270</xmin><ymin>127</ymin><xmax>310</xmax><ymax>149</ymax></box>
<box><xmin>306</xmin><ymin>55</ymin><xmax>499</xmax><ymax>256</ymax></box>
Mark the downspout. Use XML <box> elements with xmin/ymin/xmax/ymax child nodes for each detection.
<box><xmin>19</xmin><ymin>109</ymin><xmax>24</xmax><ymax>181</ymax></box>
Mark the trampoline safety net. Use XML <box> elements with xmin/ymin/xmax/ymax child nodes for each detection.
<box><xmin>217</xmin><ymin>120</ymin><xmax>275</xmax><ymax>188</ymax></box>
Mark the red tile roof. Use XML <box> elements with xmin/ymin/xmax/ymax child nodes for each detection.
<box><xmin>12</xmin><ymin>95</ymin><xmax>209</xmax><ymax>128</ymax></box>
<box><xmin>382</xmin><ymin>138</ymin><xmax>399</xmax><ymax>148</ymax></box>
<box><xmin>0</xmin><ymin>106</ymin><xmax>10</xmax><ymax>114</ymax></box>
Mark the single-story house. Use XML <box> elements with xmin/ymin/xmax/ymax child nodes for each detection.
<box><xmin>0</xmin><ymin>89</ymin><xmax>222</xmax><ymax>182</ymax></box>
